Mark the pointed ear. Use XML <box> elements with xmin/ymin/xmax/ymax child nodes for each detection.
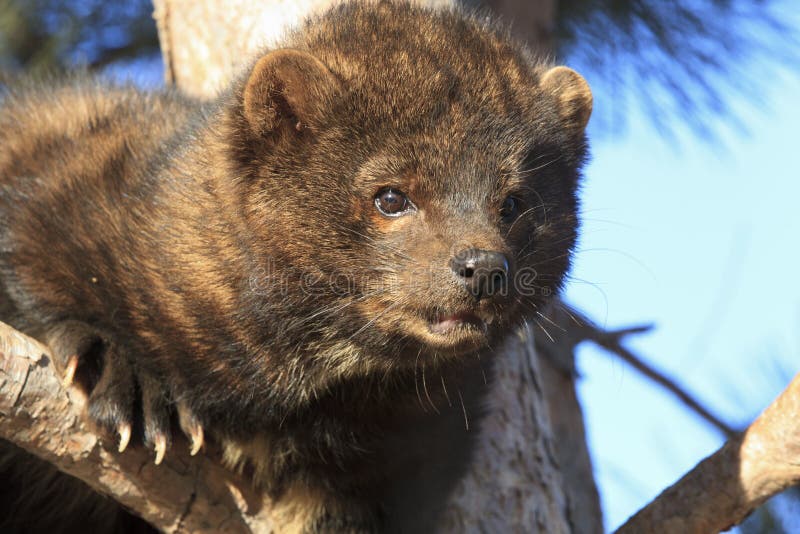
<box><xmin>243</xmin><ymin>49</ymin><xmax>341</xmax><ymax>139</ymax></box>
<box><xmin>540</xmin><ymin>66</ymin><xmax>593</xmax><ymax>132</ymax></box>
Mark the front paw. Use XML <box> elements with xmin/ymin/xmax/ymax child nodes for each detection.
<box><xmin>43</xmin><ymin>320</ymin><xmax>204</xmax><ymax>464</ymax></box>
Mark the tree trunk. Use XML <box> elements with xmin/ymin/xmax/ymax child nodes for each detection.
<box><xmin>152</xmin><ymin>1</ymin><xmax>602</xmax><ymax>532</ymax></box>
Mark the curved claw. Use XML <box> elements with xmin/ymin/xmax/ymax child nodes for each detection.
<box><xmin>117</xmin><ymin>422</ymin><xmax>132</xmax><ymax>453</ymax></box>
<box><xmin>189</xmin><ymin>425</ymin><xmax>204</xmax><ymax>456</ymax></box>
<box><xmin>154</xmin><ymin>433</ymin><xmax>167</xmax><ymax>465</ymax></box>
<box><xmin>62</xmin><ymin>354</ymin><xmax>79</xmax><ymax>388</ymax></box>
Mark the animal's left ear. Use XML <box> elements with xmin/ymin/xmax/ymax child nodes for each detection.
<box><xmin>540</xmin><ymin>66</ymin><xmax>593</xmax><ymax>131</ymax></box>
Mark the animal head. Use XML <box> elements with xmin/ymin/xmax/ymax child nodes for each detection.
<box><xmin>226</xmin><ymin>2</ymin><xmax>591</xmax><ymax>369</ymax></box>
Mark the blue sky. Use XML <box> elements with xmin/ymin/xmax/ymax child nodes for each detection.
<box><xmin>568</xmin><ymin>38</ymin><xmax>800</xmax><ymax>533</ymax></box>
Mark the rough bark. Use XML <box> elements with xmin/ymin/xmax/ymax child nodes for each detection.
<box><xmin>535</xmin><ymin>302</ymin><xmax>606</xmax><ymax>534</ymax></box>
<box><xmin>440</xmin><ymin>325</ymin><xmax>572</xmax><ymax>533</ymax></box>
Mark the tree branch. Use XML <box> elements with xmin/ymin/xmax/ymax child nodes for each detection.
<box><xmin>616</xmin><ymin>372</ymin><xmax>800</xmax><ymax>533</ymax></box>
<box><xmin>0</xmin><ymin>320</ymin><xmax>275</xmax><ymax>533</ymax></box>
<box><xmin>553</xmin><ymin>302</ymin><xmax>737</xmax><ymax>438</ymax></box>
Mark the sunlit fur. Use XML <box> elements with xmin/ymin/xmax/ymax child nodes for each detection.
<box><xmin>0</xmin><ymin>2</ymin><xmax>589</xmax><ymax>531</ymax></box>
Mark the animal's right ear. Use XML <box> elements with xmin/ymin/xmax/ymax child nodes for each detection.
<box><xmin>242</xmin><ymin>49</ymin><xmax>341</xmax><ymax>140</ymax></box>
<box><xmin>540</xmin><ymin>66</ymin><xmax>593</xmax><ymax>133</ymax></box>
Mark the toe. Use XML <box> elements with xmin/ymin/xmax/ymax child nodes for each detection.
<box><xmin>178</xmin><ymin>401</ymin><xmax>204</xmax><ymax>456</ymax></box>
<box><xmin>85</xmin><ymin>347</ymin><xmax>135</xmax><ymax>442</ymax></box>
<box><xmin>43</xmin><ymin>320</ymin><xmax>104</xmax><ymax>395</ymax></box>
<box><xmin>117</xmin><ymin>422</ymin><xmax>132</xmax><ymax>453</ymax></box>
<box><xmin>140</xmin><ymin>373</ymin><xmax>172</xmax><ymax>464</ymax></box>
<box><xmin>153</xmin><ymin>433</ymin><xmax>167</xmax><ymax>465</ymax></box>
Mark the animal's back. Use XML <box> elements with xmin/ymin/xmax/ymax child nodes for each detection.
<box><xmin>0</xmin><ymin>80</ymin><xmax>192</xmax><ymax>190</ymax></box>
<box><xmin>0</xmin><ymin>81</ymin><xmax>195</xmax><ymax>327</ymax></box>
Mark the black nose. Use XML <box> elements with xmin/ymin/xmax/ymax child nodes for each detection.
<box><xmin>450</xmin><ymin>248</ymin><xmax>510</xmax><ymax>301</ymax></box>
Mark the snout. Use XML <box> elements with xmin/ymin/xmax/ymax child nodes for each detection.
<box><xmin>449</xmin><ymin>248</ymin><xmax>510</xmax><ymax>302</ymax></box>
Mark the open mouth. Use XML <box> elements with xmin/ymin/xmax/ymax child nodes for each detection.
<box><xmin>428</xmin><ymin>311</ymin><xmax>488</xmax><ymax>336</ymax></box>
<box><xmin>390</xmin><ymin>307</ymin><xmax>501</xmax><ymax>354</ymax></box>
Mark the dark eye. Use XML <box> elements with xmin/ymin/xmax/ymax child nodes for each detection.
<box><xmin>375</xmin><ymin>188</ymin><xmax>413</xmax><ymax>217</ymax></box>
<box><xmin>500</xmin><ymin>196</ymin><xmax>519</xmax><ymax>223</ymax></box>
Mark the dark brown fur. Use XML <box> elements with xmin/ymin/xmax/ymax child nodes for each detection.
<box><xmin>0</xmin><ymin>2</ymin><xmax>591</xmax><ymax>532</ymax></box>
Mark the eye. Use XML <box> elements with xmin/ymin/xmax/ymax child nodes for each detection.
<box><xmin>499</xmin><ymin>195</ymin><xmax>519</xmax><ymax>223</ymax></box>
<box><xmin>375</xmin><ymin>188</ymin><xmax>414</xmax><ymax>217</ymax></box>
